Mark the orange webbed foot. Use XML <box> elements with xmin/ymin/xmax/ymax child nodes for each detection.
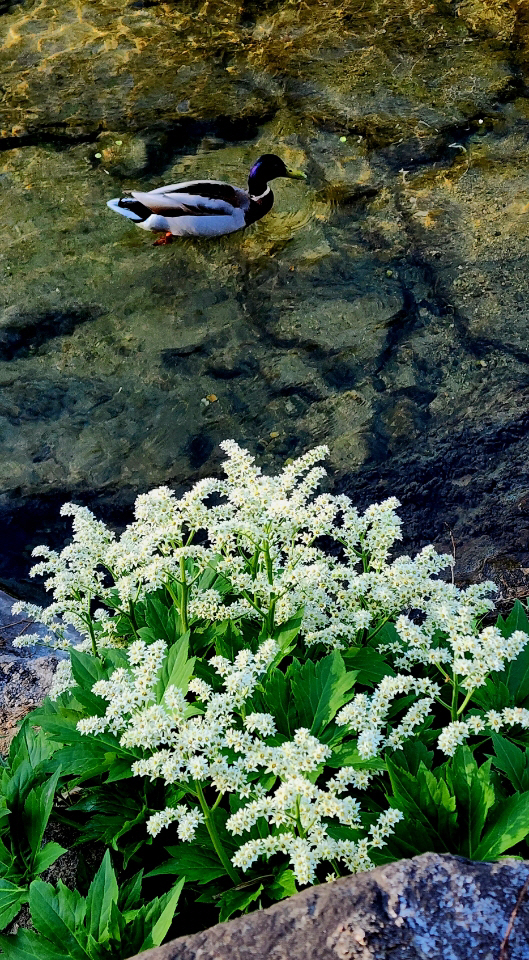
<box><xmin>153</xmin><ymin>231</ymin><xmax>174</xmax><ymax>246</ymax></box>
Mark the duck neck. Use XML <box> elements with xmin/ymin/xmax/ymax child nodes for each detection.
<box><xmin>248</xmin><ymin>171</ymin><xmax>270</xmax><ymax>199</ymax></box>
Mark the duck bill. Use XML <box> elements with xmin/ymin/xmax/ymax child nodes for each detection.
<box><xmin>285</xmin><ymin>167</ymin><xmax>307</xmax><ymax>180</ymax></box>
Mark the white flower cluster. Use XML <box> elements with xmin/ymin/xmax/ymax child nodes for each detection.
<box><xmin>438</xmin><ymin>707</ymin><xmax>529</xmax><ymax>756</ymax></box>
<box><xmin>13</xmin><ymin>441</ymin><xmax>497</xmax><ymax>659</ymax></box>
<box><xmin>336</xmin><ymin>675</ymin><xmax>440</xmax><ymax>759</ymax></box>
<box><xmin>392</xmin><ymin>613</ymin><xmax>528</xmax><ymax>691</ymax></box>
<box><xmin>226</xmin><ymin>737</ymin><xmax>401</xmax><ymax>884</ymax></box>
<box><xmin>76</xmin><ymin>639</ymin><xmax>401</xmax><ymax>885</ymax></box>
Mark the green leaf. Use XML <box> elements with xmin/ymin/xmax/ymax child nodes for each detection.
<box><xmin>32</xmin><ymin>843</ymin><xmax>67</xmax><ymax>876</ymax></box>
<box><xmin>267</xmin><ymin>866</ymin><xmax>297</xmax><ymax>901</ymax></box>
<box><xmin>448</xmin><ymin>747</ymin><xmax>495</xmax><ymax>859</ymax></box>
<box><xmin>491</xmin><ymin>734</ymin><xmax>528</xmax><ymax>792</ymax></box>
<box><xmin>289</xmin><ymin>652</ymin><xmax>356</xmax><ymax>736</ymax></box>
<box><xmin>140</xmin><ymin>877</ymin><xmax>184</xmax><ymax>951</ymax></box>
<box><xmin>85</xmin><ymin>850</ymin><xmax>119</xmax><ymax>942</ymax></box>
<box><xmin>29</xmin><ymin>880</ymin><xmax>90</xmax><ymax>960</ymax></box>
<box><xmin>342</xmin><ymin>646</ymin><xmax>395</xmax><ymax>686</ymax></box>
<box><xmin>474</xmin><ymin>791</ymin><xmax>529</xmax><ymax>860</ymax></box>
<box><xmin>386</xmin><ymin>755</ymin><xmax>455</xmax><ymax>853</ymax></box>
<box><xmin>155</xmin><ymin>631</ymin><xmax>194</xmax><ymax>704</ymax></box>
<box><xmin>0</xmin><ymin>928</ymin><xmax>66</xmax><ymax>960</ymax></box>
<box><xmin>118</xmin><ymin>870</ymin><xmax>143</xmax><ymax>913</ymax></box>
<box><xmin>271</xmin><ymin>609</ymin><xmax>303</xmax><ymax>662</ymax></box>
<box><xmin>23</xmin><ymin>767</ymin><xmax>62</xmax><ymax>862</ymax></box>
<box><xmin>144</xmin><ymin>598</ymin><xmax>182</xmax><ymax>646</ymax></box>
<box><xmin>504</xmin><ymin>600</ymin><xmax>529</xmax><ymax>637</ymax></box>
<box><xmin>0</xmin><ymin>879</ymin><xmax>28</xmax><ymax>931</ymax></box>
<box><xmin>148</xmin><ymin>846</ymin><xmax>226</xmax><ymax>883</ymax></box>
<box><xmin>328</xmin><ymin>741</ymin><xmax>386</xmax><ymax>770</ymax></box>
<box><xmin>217</xmin><ymin>883</ymin><xmax>263</xmax><ymax>923</ymax></box>
<box><xmin>70</xmin><ymin>650</ymin><xmax>105</xmax><ymax>693</ymax></box>
<box><xmin>258</xmin><ymin>668</ymin><xmax>291</xmax><ymax>737</ymax></box>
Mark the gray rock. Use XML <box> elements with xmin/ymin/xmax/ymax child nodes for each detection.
<box><xmin>0</xmin><ymin>588</ymin><xmax>77</xmax><ymax>753</ymax></box>
<box><xmin>129</xmin><ymin>853</ymin><xmax>529</xmax><ymax>960</ymax></box>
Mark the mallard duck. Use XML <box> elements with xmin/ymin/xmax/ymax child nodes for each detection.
<box><xmin>107</xmin><ymin>154</ymin><xmax>306</xmax><ymax>243</ymax></box>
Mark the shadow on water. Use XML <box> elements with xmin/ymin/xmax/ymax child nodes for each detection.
<box><xmin>2</xmin><ymin>0</ymin><xmax>529</xmax><ymax>596</ymax></box>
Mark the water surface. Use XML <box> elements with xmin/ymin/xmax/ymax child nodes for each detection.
<box><xmin>2</xmin><ymin>0</ymin><xmax>529</xmax><ymax>598</ymax></box>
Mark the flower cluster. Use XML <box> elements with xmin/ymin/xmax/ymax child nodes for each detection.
<box><xmin>391</xmin><ymin>613</ymin><xmax>528</xmax><ymax>690</ymax></box>
<box><xmin>438</xmin><ymin>707</ymin><xmax>529</xmax><ymax>756</ymax></box>
<box><xmin>336</xmin><ymin>675</ymin><xmax>440</xmax><ymax>758</ymax></box>
<box><xmin>14</xmin><ymin>442</ymin><xmax>496</xmax><ymax>668</ymax></box>
<box><xmin>76</xmin><ymin>638</ymin><xmax>401</xmax><ymax>885</ymax></box>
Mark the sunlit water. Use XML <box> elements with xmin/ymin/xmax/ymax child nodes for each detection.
<box><xmin>1</xmin><ymin>0</ymin><xmax>529</xmax><ymax>596</ymax></box>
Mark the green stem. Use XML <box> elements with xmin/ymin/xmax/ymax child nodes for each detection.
<box><xmin>367</xmin><ymin>615</ymin><xmax>392</xmax><ymax>644</ymax></box>
<box><xmin>128</xmin><ymin>600</ymin><xmax>140</xmax><ymax>640</ymax></box>
<box><xmin>263</xmin><ymin>540</ymin><xmax>274</xmax><ymax>586</ymax></box>
<box><xmin>86</xmin><ymin>618</ymin><xmax>100</xmax><ymax>659</ymax></box>
<box><xmin>195</xmin><ymin>782</ymin><xmax>241</xmax><ymax>885</ymax></box>
<box><xmin>451</xmin><ymin>675</ymin><xmax>459</xmax><ymax>722</ymax></box>
<box><xmin>179</xmin><ymin>556</ymin><xmax>188</xmax><ymax>632</ymax></box>
<box><xmin>295</xmin><ymin>796</ymin><xmax>306</xmax><ymax>839</ymax></box>
<box><xmin>457</xmin><ymin>688</ymin><xmax>474</xmax><ymax>717</ymax></box>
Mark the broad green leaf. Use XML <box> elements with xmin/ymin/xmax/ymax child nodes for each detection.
<box><xmin>449</xmin><ymin>747</ymin><xmax>495</xmax><ymax>859</ymax></box>
<box><xmin>23</xmin><ymin>767</ymin><xmax>62</xmax><ymax>862</ymax></box>
<box><xmin>70</xmin><ymin>650</ymin><xmax>105</xmax><ymax>692</ymax></box>
<box><xmin>328</xmin><ymin>741</ymin><xmax>386</xmax><ymax>770</ymax></box>
<box><xmin>290</xmin><ymin>652</ymin><xmax>356</xmax><ymax>736</ymax></box>
<box><xmin>259</xmin><ymin>668</ymin><xmax>291</xmax><ymax>737</ymax></box>
<box><xmin>85</xmin><ymin>850</ymin><xmax>119</xmax><ymax>942</ymax></box>
<box><xmin>29</xmin><ymin>879</ymin><xmax>90</xmax><ymax>960</ymax></box>
<box><xmin>217</xmin><ymin>883</ymin><xmax>263</xmax><ymax>923</ymax></box>
<box><xmin>140</xmin><ymin>877</ymin><xmax>184</xmax><ymax>951</ymax></box>
<box><xmin>148</xmin><ymin>846</ymin><xmax>226</xmax><ymax>883</ymax></box>
<box><xmin>267</xmin><ymin>867</ymin><xmax>297</xmax><ymax>901</ymax></box>
<box><xmin>0</xmin><ymin>879</ymin><xmax>28</xmax><ymax>931</ymax></box>
<box><xmin>471</xmin><ymin>678</ymin><xmax>511</xmax><ymax>713</ymax></box>
<box><xmin>504</xmin><ymin>600</ymin><xmax>529</xmax><ymax>637</ymax></box>
<box><xmin>0</xmin><ymin>928</ymin><xmax>66</xmax><ymax>960</ymax></box>
<box><xmin>32</xmin><ymin>843</ymin><xmax>67</xmax><ymax>876</ymax></box>
<box><xmin>342</xmin><ymin>647</ymin><xmax>395</xmax><ymax>686</ymax></box>
<box><xmin>491</xmin><ymin>734</ymin><xmax>528</xmax><ymax>792</ymax></box>
<box><xmin>155</xmin><ymin>631</ymin><xmax>194</xmax><ymax>704</ymax></box>
<box><xmin>386</xmin><ymin>755</ymin><xmax>453</xmax><ymax>852</ymax></box>
<box><xmin>474</xmin><ymin>791</ymin><xmax>529</xmax><ymax>860</ymax></box>
<box><xmin>144</xmin><ymin>597</ymin><xmax>182</xmax><ymax>646</ymax></box>
<box><xmin>46</xmin><ymin>744</ymin><xmax>115</xmax><ymax>782</ymax></box>
<box><xmin>271</xmin><ymin>610</ymin><xmax>303</xmax><ymax>663</ymax></box>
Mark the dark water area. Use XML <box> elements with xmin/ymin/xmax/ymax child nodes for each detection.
<box><xmin>2</xmin><ymin>0</ymin><xmax>529</xmax><ymax>601</ymax></box>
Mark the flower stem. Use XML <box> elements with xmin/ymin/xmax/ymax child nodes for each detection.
<box><xmin>179</xmin><ymin>556</ymin><xmax>188</xmax><ymax>632</ymax></box>
<box><xmin>195</xmin><ymin>782</ymin><xmax>241</xmax><ymax>885</ymax></box>
<box><xmin>457</xmin><ymin>688</ymin><xmax>474</xmax><ymax>716</ymax></box>
<box><xmin>451</xmin><ymin>675</ymin><xmax>459</xmax><ymax>722</ymax></box>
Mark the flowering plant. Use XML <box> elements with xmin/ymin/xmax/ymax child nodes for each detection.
<box><xmin>6</xmin><ymin>441</ymin><xmax>529</xmax><ymax>940</ymax></box>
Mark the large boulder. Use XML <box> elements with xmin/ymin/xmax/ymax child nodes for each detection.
<box><xmin>130</xmin><ymin>853</ymin><xmax>529</xmax><ymax>960</ymax></box>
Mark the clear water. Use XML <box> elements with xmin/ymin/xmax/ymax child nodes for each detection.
<box><xmin>1</xmin><ymin>0</ymin><xmax>528</xmax><ymax>594</ymax></box>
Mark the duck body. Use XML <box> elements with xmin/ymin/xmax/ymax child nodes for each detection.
<box><xmin>107</xmin><ymin>154</ymin><xmax>305</xmax><ymax>240</ymax></box>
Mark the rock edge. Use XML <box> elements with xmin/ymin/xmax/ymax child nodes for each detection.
<box><xmin>128</xmin><ymin>853</ymin><xmax>529</xmax><ymax>960</ymax></box>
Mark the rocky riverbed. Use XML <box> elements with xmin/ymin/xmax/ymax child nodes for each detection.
<box><xmin>1</xmin><ymin>0</ymin><xmax>529</xmax><ymax>600</ymax></box>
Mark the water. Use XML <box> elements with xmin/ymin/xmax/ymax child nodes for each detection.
<box><xmin>1</xmin><ymin>0</ymin><xmax>529</xmax><ymax>599</ymax></box>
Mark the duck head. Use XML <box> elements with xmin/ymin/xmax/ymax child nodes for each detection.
<box><xmin>248</xmin><ymin>154</ymin><xmax>306</xmax><ymax>197</ymax></box>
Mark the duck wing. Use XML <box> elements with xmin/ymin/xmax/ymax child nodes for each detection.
<box><xmin>148</xmin><ymin>180</ymin><xmax>247</xmax><ymax>205</ymax></box>
<box><xmin>130</xmin><ymin>189</ymin><xmax>243</xmax><ymax>218</ymax></box>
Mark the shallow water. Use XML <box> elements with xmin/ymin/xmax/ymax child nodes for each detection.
<box><xmin>2</xmin><ymin>0</ymin><xmax>529</xmax><ymax>598</ymax></box>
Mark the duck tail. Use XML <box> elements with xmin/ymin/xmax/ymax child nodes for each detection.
<box><xmin>107</xmin><ymin>196</ymin><xmax>151</xmax><ymax>222</ymax></box>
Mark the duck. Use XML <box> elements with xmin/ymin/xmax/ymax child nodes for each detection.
<box><xmin>106</xmin><ymin>154</ymin><xmax>306</xmax><ymax>244</ymax></box>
